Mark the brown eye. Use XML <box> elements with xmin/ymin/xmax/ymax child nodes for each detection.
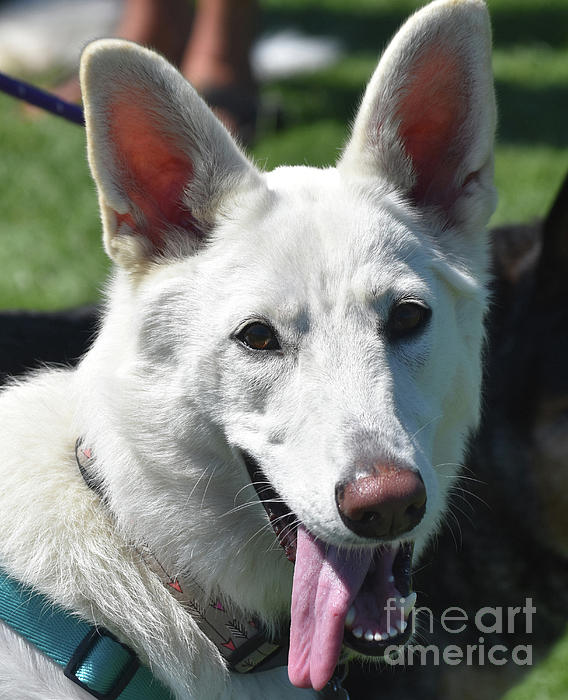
<box><xmin>237</xmin><ymin>322</ymin><xmax>281</xmax><ymax>351</ymax></box>
<box><xmin>388</xmin><ymin>302</ymin><xmax>431</xmax><ymax>339</ymax></box>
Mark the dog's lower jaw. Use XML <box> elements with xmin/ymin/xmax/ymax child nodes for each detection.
<box><xmin>288</xmin><ymin>527</ymin><xmax>416</xmax><ymax>690</ymax></box>
<box><xmin>341</xmin><ymin>543</ymin><xmax>414</xmax><ymax>651</ymax></box>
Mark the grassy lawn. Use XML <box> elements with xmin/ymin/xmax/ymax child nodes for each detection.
<box><xmin>0</xmin><ymin>0</ymin><xmax>567</xmax><ymax>310</ymax></box>
<box><xmin>0</xmin><ymin>0</ymin><xmax>567</xmax><ymax>696</ymax></box>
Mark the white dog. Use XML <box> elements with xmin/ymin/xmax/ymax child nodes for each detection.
<box><xmin>0</xmin><ymin>0</ymin><xmax>496</xmax><ymax>697</ymax></box>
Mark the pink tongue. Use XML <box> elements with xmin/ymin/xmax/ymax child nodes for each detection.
<box><xmin>288</xmin><ymin>525</ymin><xmax>373</xmax><ymax>690</ymax></box>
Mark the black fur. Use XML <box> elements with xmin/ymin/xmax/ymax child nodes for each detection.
<box><xmin>0</xmin><ymin>305</ymin><xmax>99</xmax><ymax>383</ymax></box>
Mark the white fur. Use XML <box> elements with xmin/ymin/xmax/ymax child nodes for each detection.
<box><xmin>0</xmin><ymin>1</ymin><xmax>496</xmax><ymax>697</ymax></box>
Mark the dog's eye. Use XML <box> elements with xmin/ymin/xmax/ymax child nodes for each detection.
<box><xmin>237</xmin><ymin>323</ymin><xmax>281</xmax><ymax>351</ymax></box>
<box><xmin>388</xmin><ymin>302</ymin><xmax>431</xmax><ymax>338</ymax></box>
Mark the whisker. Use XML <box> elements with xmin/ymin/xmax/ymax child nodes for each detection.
<box><xmin>233</xmin><ymin>480</ymin><xmax>268</xmax><ymax>503</ymax></box>
<box><xmin>235</xmin><ymin>516</ymin><xmax>286</xmax><ymax>558</ymax></box>
<box><xmin>200</xmin><ymin>466</ymin><xmax>217</xmax><ymax>511</ymax></box>
<box><xmin>447</xmin><ymin>489</ymin><xmax>476</xmax><ymax>513</ymax></box>
<box><xmin>439</xmin><ymin>472</ymin><xmax>486</xmax><ymax>486</ymax></box>
<box><xmin>233</xmin><ymin>480</ymin><xmax>276</xmax><ymax>500</ymax></box>
<box><xmin>411</xmin><ymin>560</ymin><xmax>433</xmax><ymax>575</ymax></box>
<box><xmin>444</xmin><ymin>507</ymin><xmax>462</xmax><ymax>551</ymax></box>
<box><xmin>234</xmin><ymin>526</ymin><xmax>270</xmax><ymax>559</ymax></box>
<box><xmin>410</xmin><ymin>414</ymin><xmax>443</xmax><ymax>443</ymax></box>
<box><xmin>221</xmin><ymin>496</ymin><xmax>288</xmax><ymax>519</ymax></box>
<box><xmin>267</xmin><ymin>511</ymin><xmax>297</xmax><ymax>530</ymax></box>
<box><xmin>457</xmin><ymin>463</ymin><xmax>482</xmax><ymax>478</ymax></box>
<box><xmin>448</xmin><ymin>485</ymin><xmax>490</xmax><ymax>510</ymax></box>
<box><xmin>184</xmin><ymin>467</ymin><xmax>209</xmax><ymax>508</ymax></box>
<box><xmin>267</xmin><ymin>518</ymin><xmax>301</xmax><ymax>553</ymax></box>
<box><xmin>237</xmin><ymin>507</ymin><xmax>301</xmax><ymax>558</ymax></box>
<box><xmin>221</xmin><ymin>500</ymin><xmax>264</xmax><ymax>518</ymax></box>
<box><xmin>447</xmin><ymin>500</ymin><xmax>473</xmax><ymax>528</ymax></box>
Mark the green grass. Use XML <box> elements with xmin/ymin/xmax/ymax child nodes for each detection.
<box><xmin>0</xmin><ymin>3</ymin><xmax>567</xmax><ymax>694</ymax></box>
<box><xmin>0</xmin><ymin>96</ymin><xmax>107</xmax><ymax>308</ymax></box>
<box><xmin>1</xmin><ymin>0</ymin><xmax>567</xmax><ymax>309</ymax></box>
<box><xmin>504</xmin><ymin>629</ymin><xmax>568</xmax><ymax>700</ymax></box>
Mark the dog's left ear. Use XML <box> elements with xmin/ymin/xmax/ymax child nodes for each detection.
<box><xmin>339</xmin><ymin>0</ymin><xmax>496</xmax><ymax>232</ymax></box>
<box><xmin>80</xmin><ymin>39</ymin><xmax>262</xmax><ymax>269</ymax></box>
<box><xmin>535</xmin><ymin>171</ymin><xmax>568</xmax><ymax>298</ymax></box>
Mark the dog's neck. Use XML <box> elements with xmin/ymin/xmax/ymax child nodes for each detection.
<box><xmin>75</xmin><ymin>439</ymin><xmax>285</xmax><ymax>674</ymax></box>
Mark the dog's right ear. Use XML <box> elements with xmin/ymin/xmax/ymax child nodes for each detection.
<box><xmin>339</xmin><ymin>0</ymin><xmax>496</xmax><ymax>234</ymax></box>
<box><xmin>80</xmin><ymin>39</ymin><xmax>262</xmax><ymax>269</ymax></box>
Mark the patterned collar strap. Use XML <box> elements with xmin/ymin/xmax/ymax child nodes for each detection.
<box><xmin>138</xmin><ymin>541</ymin><xmax>284</xmax><ymax>672</ymax></box>
<box><xmin>75</xmin><ymin>439</ymin><xmax>284</xmax><ymax>674</ymax></box>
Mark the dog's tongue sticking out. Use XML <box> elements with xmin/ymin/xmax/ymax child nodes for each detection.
<box><xmin>288</xmin><ymin>526</ymin><xmax>373</xmax><ymax>690</ymax></box>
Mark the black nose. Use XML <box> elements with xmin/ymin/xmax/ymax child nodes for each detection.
<box><xmin>336</xmin><ymin>464</ymin><xmax>426</xmax><ymax>539</ymax></box>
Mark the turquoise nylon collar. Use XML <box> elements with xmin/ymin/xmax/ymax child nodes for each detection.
<box><xmin>0</xmin><ymin>570</ymin><xmax>174</xmax><ymax>699</ymax></box>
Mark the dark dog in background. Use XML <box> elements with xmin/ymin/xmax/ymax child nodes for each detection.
<box><xmin>345</xmin><ymin>171</ymin><xmax>568</xmax><ymax>699</ymax></box>
<box><xmin>0</xmin><ymin>305</ymin><xmax>98</xmax><ymax>384</ymax></box>
<box><xmin>1</xmin><ymin>172</ymin><xmax>567</xmax><ymax>700</ymax></box>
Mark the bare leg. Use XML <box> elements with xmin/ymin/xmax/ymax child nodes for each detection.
<box><xmin>33</xmin><ymin>0</ymin><xmax>259</xmax><ymax>142</ymax></box>
<box><xmin>51</xmin><ymin>0</ymin><xmax>192</xmax><ymax>105</ymax></box>
<box><xmin>182</xmin><ymin>0</ymin><xmax>256</xmax><ymax>89</ymax></box>
<box><xmin>114</xmin><ymin>0</ymin><xmax>193</xmax><ymax>66</ymax></box>
<box><xmin>182</xmin><ymin>0</ymin><xmax>258</xmax><ymax>142</ymax></box>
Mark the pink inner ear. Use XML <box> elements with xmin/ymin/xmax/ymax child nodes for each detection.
<box><xmin>396</xmin><ymin>49</ymin><xmax>468</xmax><ymax>207</ymax></box>
<box><xmin>109</xmin><ymin>97</ymin><xmax>195</xmax><ymax>248</ymax></box>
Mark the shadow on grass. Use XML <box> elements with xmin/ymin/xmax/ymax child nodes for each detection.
<box><xmin>264</xmin><ymin>75</ymin><xmax>363</xmax><ymax>129</ymax></box>
<box><xmin>497</xmin><ymin>81</ymin><xmax>568</xmax><ymax>148</ymax></box>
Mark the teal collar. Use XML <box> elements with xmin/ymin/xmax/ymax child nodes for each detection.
<box><xmin>0</xmin><ymin>570</ymin><xmax>173</xmax><ymax>699</ymax></box>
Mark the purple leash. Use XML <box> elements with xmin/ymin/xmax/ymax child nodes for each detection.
<box><xmin>0</xmin><ymin>71</ymin><xmax>84</xmax><ymax>126</ymax></box>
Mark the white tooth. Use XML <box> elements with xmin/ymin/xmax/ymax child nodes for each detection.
<box><xmin>353</xmin><ymin>626</ymin><xmax>363</xmax><ymax>639</ymax></box>
<box><xmin>345</xmin><ymin>606</ymin><xmax>356</xmax><ymax>628</ymax></box>
<box><xmin>388</xmin><ymin>575</ymin><xmax>395</xmax><ymax>583</ymax></box>
<box><xmin>374</xmin><ymin>632</ymin><xmax>383</xmax><ymax>642</ymax></box>
<box><xmin>394</xmin><ymin>619</ymin><xmax>408</xmax><ymax>634</ymax></box>
<box><xmin>388</xmin><ymin>626</ymin><xmax>398</xmax><ymax>638</ymax></box>
<box><xmin>365</xmin><ymin>630</ymin><xmax>374</xmax><ymax>642</ymax></box>
<box><xmin>403</xmin><ymin>592</ymin><xmax>417</xmax><ymax>618</ymax></box>
<box><xmin>394</xmin><ymin>618</ymin><xmax>402</xmax><ymax>633</ymax></box>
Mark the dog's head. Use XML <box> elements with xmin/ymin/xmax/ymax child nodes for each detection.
<box><xmin>80</xmin><ymin>0</ymin><xmax>495</xmax><ymax>690</ymax></box>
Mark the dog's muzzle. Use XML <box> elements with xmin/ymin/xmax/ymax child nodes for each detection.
<box><xmin>241</xmin><ymin>451</ymin><xmax>417</xmax><ymax>655</ymax></box>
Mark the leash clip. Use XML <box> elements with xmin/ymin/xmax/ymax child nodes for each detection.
<box><xmin>320</xmin><ymin>663</ymin><xmax>350</xmax><ymax>699</ymax></box>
